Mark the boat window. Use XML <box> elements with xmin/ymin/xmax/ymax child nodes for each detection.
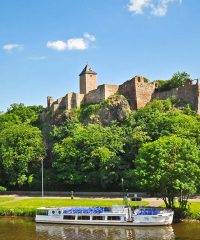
<box><xmin>36</xmin><ymin>209</ymin><xmax>48</xmax><ymax>215</ymax></box>
<box><xmin>92</xmin><ymin>216</ymin><xmax>105</xmax><ymax>220</ymax></box>
<box><xmin>107</xmin><ymin>216</ymin><xmax>121</xmax><ymax>221</ymax></box>
<box><xmin>77</xmin><ymin>215</ymin><xmax>90</xmax><ymax>220</ymax></box>
<box><xmin>63</xmin><ymin>215</ymin><xmax>76</xmax><ymax>220</ymax></box>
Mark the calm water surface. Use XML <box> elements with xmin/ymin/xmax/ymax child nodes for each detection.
<box><xmin>0</xmin><ymin>217</ymin><xmax>199</xmax><ymax>240</ymax></box>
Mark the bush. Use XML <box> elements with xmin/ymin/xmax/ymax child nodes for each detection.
<box><xmin>0</xmin><ymin>186</ymin><xmax>7</xmax><ymax>192</ymax></box>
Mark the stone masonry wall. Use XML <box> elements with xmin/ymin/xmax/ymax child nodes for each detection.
<box><xmin>178</xmin><ymin>82</ymin><xmax>197</xmax><ymax>110</ymax></box>
<box><xmin>153</xmin><ymin>80</ymin><xmax>200</xmax><ymax>113</ymax></box>
<box><xmin>85</xmin><ymin>85</ymin><xmax>106</xmax><ymax>104</ymax></box>
<box><xmin>134</xmin><ymin>76</ymin><xmax>155</xmax><ymax>109</ymax></box>
<box><xmin>118</xmin><ymin>79</ymin><xmax>136</xmax><ymax>109</ymax></box>
<box><xmin>118</xmin><ymin>76</ymin><xmax>155</xmax><ymax>110</ymax></box>
<box><xmin>104</xmin><ymin>84</ymin><xmax>119</xmax><ymax>99</ymax></box>
<box><xmin>153</xmin><ymin>88</ymin><xmax>179</xmax><ymax>100</ymax></box>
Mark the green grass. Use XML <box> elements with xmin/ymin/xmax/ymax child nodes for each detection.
<box><xmin>188</xmin><ymin>202</ymin><xmax>200</xmax><ymax>212</ymax></box>
<box><xmin>0</xmin><ymin>198</ymin><xmax>148</xmax><ymax>216</ymax></box>
<box><xmin>161</xmin><ymin>201</ymin><xmax>200</xmax><ymax>220</ymax></box>
<box><xmin>0</xmin><ymin>197</ymin><xmax>14</xmax><ymax>203</ymax></box>
<box><xmin>0</xmin><ymin>198</ymin><xmax>147</xmax><ymax>208</ymax></box>
<box><xmin>187</xmin><ymin>202</ymin><xmax>200</xmax><ymax>220</ymax></box>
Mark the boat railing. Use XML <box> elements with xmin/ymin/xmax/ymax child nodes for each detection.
<box><xmin>62</xmin><ymin>207</ymin><xmax>112</xmax><ymax>215</ymax></box>
<box><xmin>134</xmin><ymin>208</ymin><xmax>173</xmax><ymax>215</ymax></box>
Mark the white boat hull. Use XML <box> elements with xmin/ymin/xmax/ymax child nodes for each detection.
<box><xmin>35</xmin><ymin>216</ymin><xmax>173</xmax><ymax>226</ymax></box>
<box><xmin>35</xmin><ymin>206</ymin><xmax>174</xmax><ymax>226</ymax></box>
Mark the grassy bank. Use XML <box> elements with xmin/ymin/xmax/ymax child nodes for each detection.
<box><xmin>0</xmin><ymin>198</ymin><xmax>147</xmax><ymax>217</ymax></box>
<box><xmin>0</xmin><ymin>197</ymin><xmax>14</xmax><ymax>203</ymax></box>
<box><xmin>0</xmin><ymin>197</ymin><xmax>199</xmax><ymax>220</ymax></box>
<box><xmin>186</xmin><ymin>202</ymin><xmax>200</xmax><ymax>220</ymax></box>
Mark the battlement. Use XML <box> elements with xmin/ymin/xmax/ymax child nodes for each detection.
<box><xmin>47</xmin><ymin>65</ymin><xmax>200</xmax><ymax>115</ymax></box>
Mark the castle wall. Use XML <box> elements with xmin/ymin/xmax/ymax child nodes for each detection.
<box><xmin>154</xmin><ymin>80</ymin><xmax>200</xmax><ymax>112</ymax></box>
<box><xmin>66</xmin><ymin>93</ymin><xmax>85</xmax><ymax>109</ymax></box>
<box><xmin>76</xmin><ymin>93</ymin><xmax>85</xmax><ymax>107</ymax></box>
<box><xmin>104</xmin><ymin>84</ymin><xmax>119</xmax><ymax>99</ymax></box>
<box><xmin>153</xmin><ymin>88</ymin><xmax>179</xmax><ymax>100</ymax></box>
<box><xmin>50</xmin><ymin>102</ymin><xmax>59</xmax><ymax>115</ymax></box>
<box><xmin>178</xmin><ymin>83</ymin><xmax>197</xmax><ymax>110</ymax></box>
<box><xmin>134</xmin><ymin>76</ymin><xmax>155</xmax><ymax>109</ymax></box>
<box><xmin>47</xmin><ymin>96</ymin><xmax>54</xmax><ymax>110</ymax></box>
<box><xmin>118</xmin><ymin>79</ymin><xmax>136</xmax><ymax>108</ymax></box>
<box><xmin>85</xmin><ymin>85</ymin><xmax>106</xmax><ymax>104</ymax></box>
<box><xmin>118</xmin><ymin>76</ymin><xmax>155</xmax><ymax>110</ymax></box>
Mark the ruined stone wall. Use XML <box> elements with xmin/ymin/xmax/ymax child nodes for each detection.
<box><xmin>153</xmin><ymin>88</ymin><xmax>179</xmax><ymax>100</ymax></box>
<box><xmin>85</xmin><ymin>85</ymin><xmax>106</xmax><ymax>104</ymax></box>
<box><xmin>76</xmin><ymin>93</ymin><xmax>85</xmax><ymax>107</ymax></box>
<box><xmin>47</xmin><ymin>96</ymin><xmax>54</xmax><ymax>110</ymax></box>
<box><xmin>178</xmin><ymin>83</ymin><xmax>197</xmax><ymax>110</ymax></box>
<box><xmin>153</xmin><ymin>80</ymin><xmax>200</xmax><ymax>112</ymax></box>
<box><xmin>134</xmin><ymin>76</ymin><xmax>155</xmax><ymax>109</ymax></box>
<box><xmin>66</xmin><ymin>93</ymin><xmax>85</xmax><ymax>109</ymax></box>
<box><xmin>118</xmin><ymin>76</ymin><xmax>155</xmax><ymax>110</ymax></box>
<box><xmin>50</xmin><ymin>102</ymin><xmax>59</xmax><ymax>115</ymax></box>
<box><xmin>118</xmin><ymin>79</ymin><xmax>136</xmax><ymax>109</ymax></box>
<box><xmin>104</xmin><ymin>84</ymin><xmax>119</xmax><ymax>99</ymax></box>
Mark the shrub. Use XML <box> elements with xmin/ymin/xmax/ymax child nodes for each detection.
<box><xmin>0</xmin><ymin>186</ymin><xmax>6</xmax><ymax>192</ymax></box>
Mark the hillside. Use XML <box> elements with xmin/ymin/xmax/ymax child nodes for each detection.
<box><xmin>0</xmin><ymin>97</ymin><xmax>200</xmax><ymax>200</ymax></box>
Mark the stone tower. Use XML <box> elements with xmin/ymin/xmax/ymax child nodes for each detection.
<box><xmin>79</xmin><ymin>64</ymin><xmax>97</xmax><ymax>94</ymax></box>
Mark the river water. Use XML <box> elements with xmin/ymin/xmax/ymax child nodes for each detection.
<box><xmin>0</xmin><ymin>217</ymin><xmax>199</xmax><ymax>240</ymax></box>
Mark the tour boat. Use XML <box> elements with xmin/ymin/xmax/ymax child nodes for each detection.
<box><xmin>35</xmin><ymin>205</ymin><xmax>174</xmax><ymax>226</ymax></box>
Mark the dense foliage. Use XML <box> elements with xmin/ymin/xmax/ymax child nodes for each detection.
<box><xmin>0</xmin><ymin>104</ymin><xmax>46</xmax><ymax>188</ymax></box>
<box><xmin>156</xmin><ymin>71</ymin><xmax>191</xmax><ymax>91</ymax></box>
<box><xmin>0</xmin><ymin>75</ymin><xmax>200</xmax><ymax>213</ymax></box>
<box><xmin>134</xmin><ymin>136</ymin><xmax>200</xmax><ymax>209</ymax></box>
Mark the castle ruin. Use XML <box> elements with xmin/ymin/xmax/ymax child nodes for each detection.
<box><xmin>47</xmin><ymin>65</ymin><xmax>200</xmax><ymax>115</ymax></box>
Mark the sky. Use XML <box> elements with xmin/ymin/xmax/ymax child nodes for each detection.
<box><xmin>0</xmin><ymin>0</ymin><xmax>200</xmax><ymax>111</ymax></box>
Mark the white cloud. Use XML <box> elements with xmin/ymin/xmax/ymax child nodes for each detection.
<box><xmin>47</xmin><ymin>40</ymin><xmax>67</xmax><ymax>51</ymax></box>
<box><xmin>47</xmin><ymin>33</ymin><xmax>96</xmax><ymax>51</ymax></box>
<box><xmin>128</xmin><ymin>0</ymin><xmax>182</xmax><ymax>16</ymax></box>
<box><xmin>3</xmin><ymin>44</ymin><xmax>23</xmax><ymax>51</ymax></box>
<box><xmin>128</xmin><ymin>0</ymin><xmax>150</xmax><ymax>14</ymax></box>
<box><xmin>67</xmin><ymin>38</ymin><xmax>88</xmax><ymax>50</ymax></box>
<box><xmin>84</xmin><ymin>33</ymin><xmax>96</xmax><ymax>42</ymax></box>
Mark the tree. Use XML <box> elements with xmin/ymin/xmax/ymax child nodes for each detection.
<box><xmin>0</xmin><ymin>123</ymin><xmax>46</xmax><ymax>187</ymax></box>
<box><xmin>52</xmin><ymin>124</ymin><xmax>125</xmax><ymax>189</ymax></box>
<box><xmin>7</xmin><ymin>103</ymin><xmax>44</xmax><ymax>125</ymax></box>
<box><xmin>157</xmin><ymin>71</ymin><xmax>191</xmax><ymax>91</ymax></box>
<box><xmin>133</xmin><ymin>136</ymin><xmax>200</xmax><ymax>210</ymax></box>
<box><xmin>136</xmin><ymin>99</ymin><xmax>200</xmax><ymax>143</ymax></box>
<box><xmin>170</xmin><ymin>71</ymin><xmax>191</xmax><ymax>88</ymax></box>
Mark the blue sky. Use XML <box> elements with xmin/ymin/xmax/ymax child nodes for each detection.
<box><xmin>0</xmin><ymin>0</ymin><xmax>200</xmax><ymax>111</ymax></box>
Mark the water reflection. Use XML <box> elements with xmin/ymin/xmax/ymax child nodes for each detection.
<box><xmin>36</xmin><ymin>224</ymin><xmax>175</xmax><ymax>240</ymax></box>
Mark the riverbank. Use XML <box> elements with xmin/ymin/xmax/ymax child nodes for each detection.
<box><xmin>0</xmin><ymin>195</ymin><xmax>199</xmax><ymax>220</ymax></box>
<box><xmin>0</xmin><ymin>196</ymin><xmax>148</xmax><ymax>217</ymax></box>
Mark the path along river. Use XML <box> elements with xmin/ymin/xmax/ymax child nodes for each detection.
<box><xmin>0</xmin><ymin>217</ymin><xmax>199</xmax><ymax>240</ymax></box>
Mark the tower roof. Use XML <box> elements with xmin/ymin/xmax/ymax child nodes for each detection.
<box><xmin>79</xmin><ymin>64</ymin><xmax>97</xmax><ymax>76</ymax></box>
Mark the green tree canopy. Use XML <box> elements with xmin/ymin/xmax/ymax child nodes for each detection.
<box><xmin>136</xmin><ymin>99</ymin><xmax>200</xmax><ymax>143</ymax></box>
<box><xmin>52</xmin><ymin>123</ymin><xmax>127</xmax><ymax>189</ymax></box>
<box><xmin>133</xmin><ymin>135</ymin><xmax>200</xmax><ymax>209</ymax></box>
<box><xmin>157</xmin><ymin>71</ymin><xmax>191</xmax><ymax>91</ymax></box>
<box><xmin>0</xmin><ymin>123</ymin><xmax>46</xmax><ymax>187</ymax></box>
